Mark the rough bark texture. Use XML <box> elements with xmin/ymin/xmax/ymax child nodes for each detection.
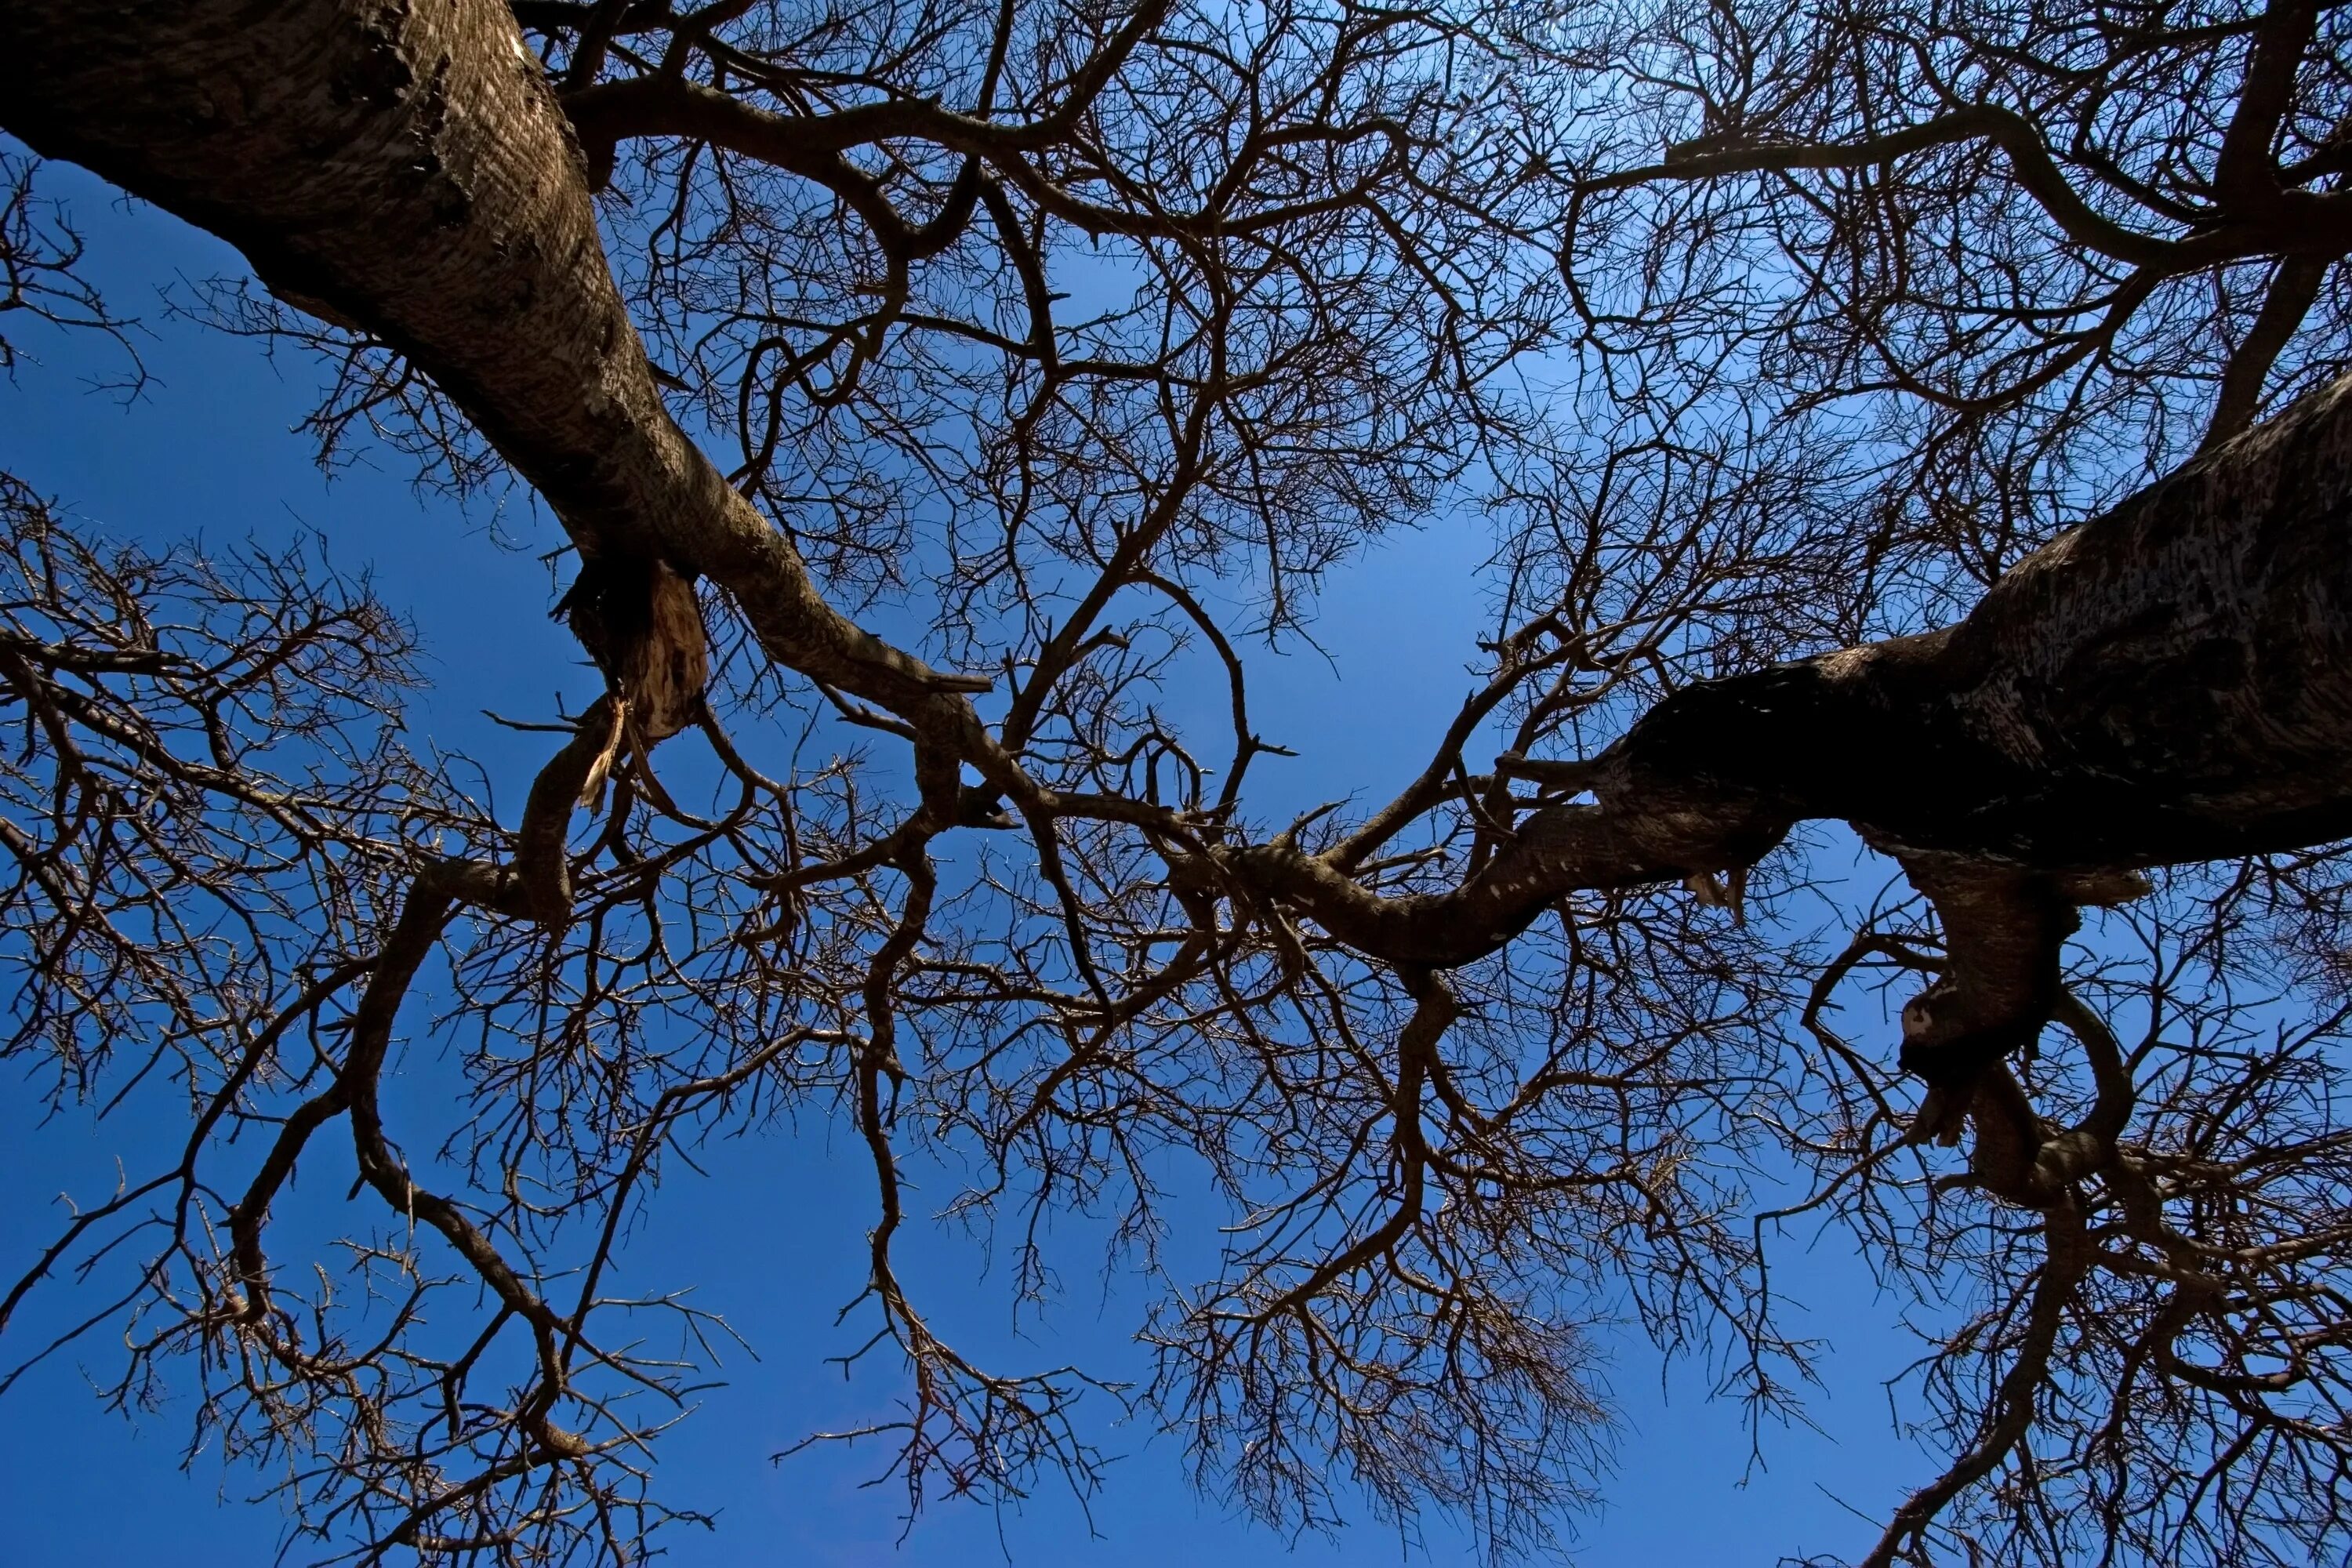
<box><xmin>1613</xmin><ymin>371</ymin><xmax>2352</xmax><ymax>869</ymax></box>
<box><xmin>0</xmin><ymin>0</ymin><xmax>993</xmax><ymax>753</ymax></box>
<box><xmin>1245</xmin><ymin>375</ymin><xmax>2352</xmax><ymax>969</ymax></box>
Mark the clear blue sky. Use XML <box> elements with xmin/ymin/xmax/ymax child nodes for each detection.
<box><xmin>0</xmin><ymin>158</ymin><xmax>1933</xmax><ymax>1566</ymax></box>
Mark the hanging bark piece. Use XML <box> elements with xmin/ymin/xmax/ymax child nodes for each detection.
<box><xmin>555</xmin><ymin>554</ymin><xmax>710</xmax><ymax>809</ymax></box>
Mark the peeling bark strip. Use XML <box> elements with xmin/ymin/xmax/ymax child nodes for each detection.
<box><xmin>0</xmin><ymin>0</ymin><xmax>993</xmax><ymax>754</ymax></box>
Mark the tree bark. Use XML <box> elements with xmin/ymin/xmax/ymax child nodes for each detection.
<box><xmin>1220</xmin><ymin>374</ymin><xmax>2352</xmax><ymax>1132</ymax></box>
<box><xmin>1236</xmin><ymin>373</ymin><xmax>2352</xmax><ymax>969</ymax></box>
<box><xmin>0</xmin><ymin>0</ymin><xmax>995</xmax><ymax>753</ymax></box>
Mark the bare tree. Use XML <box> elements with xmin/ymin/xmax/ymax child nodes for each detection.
<box><xmin>2</xmin><ymin>0</ymin><xmax>2352</xmax><ymax>1563</ymax></box>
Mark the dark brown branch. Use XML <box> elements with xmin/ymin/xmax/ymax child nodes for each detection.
<box><xmin>0</xmin><ymin>0</ymin><xmax>1016</xmax><ymax>782</ymax></box>
<box><xmin>2202</xmin><ymin>254</ymin><xmax>2330</xmax><ymax>449</ymax></box>
<box><xmin>2213</xmin><ymin>0</ymin><xmax>2321</xmax><ymax>210</ymax></box>
<box><xmin>1858</xmin><ymin>1202</ymin><xmax>2091</xmax><ymax>1568</ymax></box>
<box><xmin>1595</xmin><ymin>107</ymin><xmax>2191</xmax><ymax>265</ymax></box>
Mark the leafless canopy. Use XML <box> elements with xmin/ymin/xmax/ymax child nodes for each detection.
<box><xmin>5</xmin><ymin>0</ymin><xmax>2352</xmax><ymax>1563</ymax></box>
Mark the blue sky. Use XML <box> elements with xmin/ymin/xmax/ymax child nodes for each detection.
<box><xmin>0</xmin><ymin>159</ymin><xmax>1936</xmax><ymax>1566</ymax></box>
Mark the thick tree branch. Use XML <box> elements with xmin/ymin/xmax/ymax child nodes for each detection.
<box><xmin>2213</xmin><ymin>0</ymin><xmax>2321</xmax><ymax>209</ymax></box>
<box><xmin>0</xmin><ymin>0</ymin><xmax>1012</xmax><ymax>773</ymax></box>
<box><xmin>2202</xmin><ymin>254</ymin><xmax>2330</xmax><ymax>448</ymax></box>
<box><xmin>1593</xmin><ymin>107</ymin><xmax>2191</xmax><ymax>264</ymax></box>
